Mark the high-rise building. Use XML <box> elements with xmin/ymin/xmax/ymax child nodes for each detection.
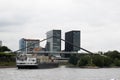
<box><xmin>0</xmin><ymin>41</ymin><xmax>2</xmax><ymax>47</ymax></box>
<box><xmin>19</xmin><ymin>38</ymin><xmax>40</xmax><ymax>53</ymax></box>
<box><xmin>46</xmin><ymin>30</ymin><xmax>61</xmax><ymax>52</ymax></box>
<box><xmin>65</xmin><ymin>30</ymin><xmax>80</xmax><ymax>52</ymax></box>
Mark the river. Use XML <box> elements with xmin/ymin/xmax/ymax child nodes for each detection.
<box><xmin>0</xmin><ymin>66</ymin><xmax>120</xmax><ymax>80</ymax></box>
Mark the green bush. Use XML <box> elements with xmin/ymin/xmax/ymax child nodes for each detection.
<box><xmin>114</xmin><ymin>58</ymin><xmax>120</xmax><ymax>66</ymax></box>
<box><xmin>0</xmin><ymin>52</ymin><xmax>16</xmax><ymax>66</ymax></box>
<box><xmin>103</xmin><ymin>56</ymin><xmax>112</xmax><ymax>67</ymax></box>
<box><xmin>78</xmin><ymin>55</ymin><xmax>91</xmax><ymax>66</ymax></box>
<box><xmin>105</xmin><ymin>50</ymin><xmax>120</xmax><ymax>59</ymax></box>
<box><xmin>92</xmin><ymin>55</ymin><xmax>104</xmax><ymax>67</ymax></box>
<box><xmin>69</xmin><ymin>55</ymin><xmax>78</xmax><ymax>65</ymax></box>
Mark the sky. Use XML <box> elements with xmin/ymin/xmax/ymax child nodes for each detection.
<box><xmin>0</xmin><ymin>0</ymin><xmax>120</xmax><ymax>52</ymax></box>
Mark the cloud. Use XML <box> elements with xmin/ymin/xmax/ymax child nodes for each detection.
<box><xmin>0</xmin><ymin>0</ymin><xmax>120</xmax><ymax>52</ymax></box>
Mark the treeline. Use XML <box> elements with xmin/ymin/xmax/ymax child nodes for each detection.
<box><xmin>69</xmin><ymin>50</ymin><xmax>120</xmax><ymax>67</ymax></box>
<box><xmin>0</xmin><ymin>46</ymin><xmax>11</xmax><ymax>52</ymax></box>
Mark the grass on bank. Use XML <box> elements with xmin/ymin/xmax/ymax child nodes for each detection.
<box><xmin>0</xmin><ymin>52</ymin><xmax>16</xmax><ymax>67</ymax></box>
<box><xmin>0</xmin><ymin>62</ymin><xmax>16</xmax><ymax>66</ymax></box>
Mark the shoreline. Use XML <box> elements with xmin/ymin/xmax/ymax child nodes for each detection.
<box><xmin>0</xmin><ymin>66</ymin><xmax>16</xmax><ymax>68</ymax></box>
<box><xmin>66</xmin><ymin>65</ymin><xmax>120</xmax><ymax>69</ymax></box>
<box><xmin>0</xmin><ymin>65</ymin><xmax>120</xmax><ymax>69</ymax></box>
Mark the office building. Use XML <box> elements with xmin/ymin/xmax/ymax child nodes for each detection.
<box><xmin>65</xmin><ymin>30</ymin><xmax>80</xmax><ymax>52</ymax></box>
<box><xmin>46</xmin><ymin>30</ymin><xmax>61</xmax><ymax>52</ymax></box>
<box><xmin>19</xmin><ymin>38</ymin><xmax>40</xmax><ymax>53</ymax></box>
<box><xmin>0</xmin><ymin>41</ymin><xmax>2</xmax><ymax>47</ymax></box>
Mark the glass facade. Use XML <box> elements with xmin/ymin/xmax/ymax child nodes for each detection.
<box><xmin>65</xmin><ymin>31</ymin><xmax>80</xmax><ymax>52</ymax></box>
<box><xmin>46</xmin><ymin>30</ymin><xmax>61</xmax><ymax>52</ymax></box>
<box><xmin>19</xmin><ymin>39</ymin><xmax>26</xmax><ymax>52</ymax></box>
<box><xmin>19</xmin><ymin>38</ymin><xmax>40</xmax><ymax>53</ymax></box>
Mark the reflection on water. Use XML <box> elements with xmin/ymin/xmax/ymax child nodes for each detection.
<box><xmin>0</xmin><ymin>66</ymin><xmax>120</xmax><ymax>80</ymax></box>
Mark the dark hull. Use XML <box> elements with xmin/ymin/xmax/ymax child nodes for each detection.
<box><xmin>37</xmin><ymin>63</ymin><xmax>59</xmax><ymax>69</ymax></box>
<box><xmin>17</xmin><ymin>63</ymin><xmax>59</xmax><ymax>69</ymax></box>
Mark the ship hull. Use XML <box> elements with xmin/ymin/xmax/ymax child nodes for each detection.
<box><xmin>37</xmin><ymin>63</ymin><xmax>59</xmax><ymax>69</ymax></box>
<box><xmin>17</xmin><ymin>63</ymin><xmax>59</xmax><ymax>69</ymax></box>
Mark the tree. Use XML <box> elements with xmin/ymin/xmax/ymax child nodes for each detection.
<box><xmin>105</xmin><ymin>50</ymin><xmax>120</xmax><ymax>59</ymax></box>
<box><xmin>78</xmin><ymin>55</ymin><xmax>91</xmax><ymax>66</ymax></box>
<box><xmin>92</xmin><ymin>55</ymin><xmax>104</xmax><ymax>67</ymax></box>
<box><xmin>0</xmin><ymin>46</ymin><xmax>11</xmax><ymax>52</ymax></box>
<box><xmin>69</xmin><ymin>55</ymin><xmax>78</xmax><ymax>65</ymax></box>
<box><xmin>114</xmin><ymin>58</ymin><xmax>120</xmax><ymax>66</ymax></box>
<box><xmin>103</xmin><ymin>56</ymin><xmax>112</xmax><ymax>67</ymax></box>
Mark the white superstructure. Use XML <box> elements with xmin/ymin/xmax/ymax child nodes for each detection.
<box><xmin>16</xmin><ymin>53</ymin><xmax>38</xmax><ymax>67</ymax></box>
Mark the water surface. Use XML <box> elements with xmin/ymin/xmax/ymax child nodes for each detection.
<box><xmin>0</xmin><ymin>66</ymin><xmax>120</xmax><ymax>80</ymax></box>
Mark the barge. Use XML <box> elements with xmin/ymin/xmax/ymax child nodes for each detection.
<box><xmin>16</xmin><ymin>53</ymin><xmax>59</xmax><ymax>69</ymax></box>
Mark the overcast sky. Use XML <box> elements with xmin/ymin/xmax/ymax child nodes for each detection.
<box><xmin>0</xmin><ymin>0</ymin><xmax>120</xmax><ymax>52</ymax></box>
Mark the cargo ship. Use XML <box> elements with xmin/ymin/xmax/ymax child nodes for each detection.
<box><xmin>16</xmin><ymin>53</ymin><xmax>59</xmax><ymax>69</ymax></box>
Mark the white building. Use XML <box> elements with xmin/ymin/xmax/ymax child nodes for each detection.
<box><xmin>19</xmin><ymin>38</ymin><xmax>40</xmax><ymax>53</ymax></box>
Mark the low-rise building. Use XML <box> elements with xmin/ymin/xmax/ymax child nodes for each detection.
<box><xmin>19</xmin><ymin>38</ymin><xmax>40</xmax><ymax>53</ymax></box>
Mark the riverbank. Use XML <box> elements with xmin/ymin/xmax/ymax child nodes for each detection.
<box><xmin>0</xmin><ymin>66</ymin><xmax>16</xmax><ymax>68</ymax></box>
<box><xmin>0</xmin><ymin>52</ymin><xmax>16</xmax><ymax>68</ymax></box>
<box><xmin>66</xmin><ymin>65</ymin><xmax>99</xmax><ymax>69</ymax></box>
<box><xmin>0</xmin><ymin>64</ymin><xmax>119</xmax><ymax>69</ymax></box>
<box><xmin>0</xmin><ymin>61</ymin><xmax>16</xmax><ymax>68</ymax></box>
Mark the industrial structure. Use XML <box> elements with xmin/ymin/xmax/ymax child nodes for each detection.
<box><xmin>16</xmin><ymin>29</ymin><xmax>94</xmax><ymax>69</ymax></box>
